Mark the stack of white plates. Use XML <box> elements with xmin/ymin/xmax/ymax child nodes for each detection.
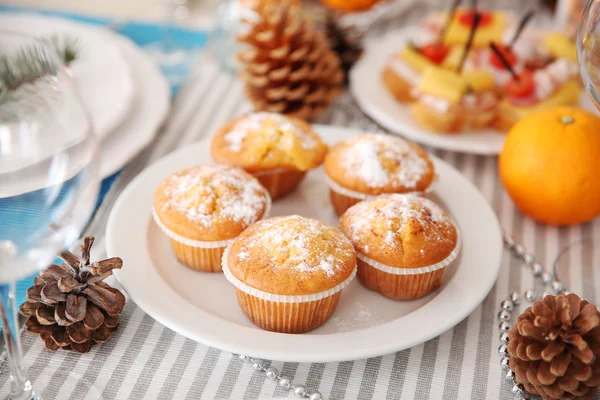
<box><xmin>0</xmin><ymin>12</ymin><xmax>171</xmax><ymax>178</ymax></box>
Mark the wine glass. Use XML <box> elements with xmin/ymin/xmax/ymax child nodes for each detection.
<box><xmin>553</xmin><ymin>0</ymin><xmax>600</xmax><ymax>288</ymax></box>
<box><xmin>0</xmin><ymin>32</ymin><xmax>99</xmax><ymax>399</ymax></box>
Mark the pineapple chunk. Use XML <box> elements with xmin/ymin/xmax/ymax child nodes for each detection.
<box><xmin>398</xmin><ymin>47</ymin><xmax>434</xmax><ymax>73</ymax></box>
<box><xmin>441</xmin><ymin>45</ymin><xmax>465</xmax><ymax>70</ymax></box>
<box><xmin>508</xmin><ymin>80</ymin><xmax>580</xmax><ymax>118</ymax></box>
<box><xmin>462</xmin><ymin>70</ymin><xmax>495</xmax><ymax>92</ymax></box>
<box><xmin>417</xmin><ymin>66</ymin><xmax>469</xmax><ymax>104</ymax></box>
<box><xmin>544</xmin><ymin>33</ymin><xmax>577</xmax><ymax>61</ymax></box>
<box><xmin>444</xmin><ymin>11</ymin><xmax>507</xmax><ymax>48</ymax></box>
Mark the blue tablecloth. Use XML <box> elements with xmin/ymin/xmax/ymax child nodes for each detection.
<box><xmin>0</xmin><ymin>6</ymin><xmax>208</xmax><ymax>305</ymax></box>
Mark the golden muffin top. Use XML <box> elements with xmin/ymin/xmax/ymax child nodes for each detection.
<box><xmin>210</xmin><ymin>113</ymin><xmax>328</xmax><ymax>172</ymax></box>
<box><xmin>153</xmin><ymin>165</ymin><xmax>270</xmax><ymax>242</ymax></box>
<box><xmin>324</xmin><ymin>134</ymin><xmax>435</xmax><ymax>195</ymax></box>
<box><xmin>340</xmin><ymin>194</ymin><xmax>458</xmax><ymax>268</ymax></box>
<box><xmin>226</xmin><ymin>215</ymin><xmax>356</xmax><ymax>295</ymax></box>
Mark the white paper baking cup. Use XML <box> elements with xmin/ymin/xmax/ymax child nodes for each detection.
<box><xmin>221</xmin><ymin>245</ymin><xmax>358</xmax><ymax>303</ymax></box>
<box><xmin>325</xmin><ymin>174</ymin><xmax>437</xmax><ymax>202</ymax></box>
<box><xmin>251</xmin><ymin>167</ymin><xmax>288</xmax><ymax>177</ymax></box>
<box><xmin>152</xmin><ymin>194</ymin><xmax>271</xmax><ymax>249</ymax></box>
<box><xmin>357</xmin><ymin>227</ymin><xmax>461</xmax><ymax>276</ymax></box>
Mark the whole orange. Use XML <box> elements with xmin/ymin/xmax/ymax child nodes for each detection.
<box><xmin>320</xmin><ymin>0</ymin><xmax>381</xmax><ymax>12</ymax></box>
<box><xmin>499</xmin><ymin>106</ymin><xmax>600</xmax><ymax>226</ymax></box>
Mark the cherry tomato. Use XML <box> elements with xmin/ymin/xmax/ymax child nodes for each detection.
<box><xmin>506</xmin><ymin>70</ymin><xmax>535</xmax><ymax>98</ymax></box>
<box><xmin>489</xmin><ymin>43</ymin><xmax>518</xmax><ymax>69</ymax></box>
<box><xmin>458</xmin><ymin>10</ymin><xmax>493</xmax><ymax>27</ymax></box>
<box><xmin>420</xmin><ymin>44</ymin><xmax>450</xmax><ymax>64</ymax></box>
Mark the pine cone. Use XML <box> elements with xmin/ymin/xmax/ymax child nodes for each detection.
<box><xmin>324</xmin><ymin>14</ymin><xmax>363</xmax><ymax>83</ymax></box>
<box><xmin>20</xmin><ymin>237</ymin><xmax>125</xmax><ymax>353</ymax></box>
<box><xmin>508</xmin><ymin>293</ymin><xmax>600</xmax><ymax>400</ymax></box>
<box><xmin>238</xmin><ymin>0</ymin><xmax>344</xmax><ymax>121</ymax></box>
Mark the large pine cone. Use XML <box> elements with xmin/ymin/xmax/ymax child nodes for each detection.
<box><xmin>508</xmin><ymin>293</ymin><xmax>600</xmax><ymax>400</ymax></box>
<box><xmin>238</xmin><ymin>0</ymin><xmax>344</xmax><ymax>121</ymax></box>
<box><xmin>20</xmin><ymin>237</ymin><xmax>125</xmax><ymax>353</ymax></box>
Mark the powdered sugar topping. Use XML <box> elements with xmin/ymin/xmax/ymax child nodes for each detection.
<box><xmin>224</xmin><ymin>112</ymin><xmax>317</xmax><ymax>152</ymax></box>
<box><xmin>343</xmin><ymin>194</ymin><xmax>454</xmax><ymax>248</ymax></box>
<box><xmin>341</xmin><ymin>134</ymin><xmax>430</xmax><ymax>189</ymax></box>
<box><xmin>240</xmin><ymin>215</ymin><xmax>354</xmax><ymax>277</ymax></box>
<box><xmin>160</xmin><ymin>166</ymin><xmax>269</xmax><ymax>227</ymax></box>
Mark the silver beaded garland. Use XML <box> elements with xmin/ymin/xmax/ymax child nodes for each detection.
<box><xmin>510</xmin><ymin>292</ymin><xmax>521</xmax><ymax>305</ymax></box>
<box><xmin>497</xmin><ymin>310</ymin><xmax>511</xmax><ymax>321</ymax></box>
<box><xmin>266</xmin><ymin>367</ymin><xmax>279</xmax><ymax>380</ymax></box>
<box><xmin>513</xmin><ymin>244</ymin><xmax>526</xmax><ymax>257</ymax></box>
<box><xmin>551</xmin><ymin>281</ymin><xmax>565</xmax><ymax>294</ymax></box>
<box><xmin>499</xmin><ymin>332</ymin><xmax>509</xmax><ymax>344</ymax></box>
<box><xmin>293</xmin><ymin>385</ymin><xmax>306</xmax><ymax>397</ymax></box>
<box><xmin>499</xmin><ymin>321</ymin><xmax>511</xmax><ymax>332</ymax></box>
<box><xmin>524</xmin><ymin>290</ymin><xmax>536</xmax><ymax>302</ymax></box>
<box><xmin>498</xmin><ymin>344</ymin><xmax>508</xmax><ymax>356</ymax></box>
<box><xmin>501</xmin><ymin>300</ymin><xmax>514</xmax><ymax>311</ymax></box>
<box><xmin>252</xmin><ymin>359</ymin><xmax>265</xmax><ymax>371</ymax></box>
<box><xmin>532</xmin><ymin>263</ymin><xmax>543</xmax><ymax>276</ymax></box>
<box><xmin>500</xmin><ymin>356</ymin><xmax>510</xmax><ymax>370</ymax></box>
<box><xmin>309</xmin><ymin>393</ymin><xmax>323</xmax><ymax>400</ymax></box>
<box><xmin>279</xmin><ymin>377</ymin><xmax>292</xmax><ymax>390</ymax></box>
<box><xmin>511</xmin><ymin>383</ymin><xmax>524</xmax><ymax>394</ymax></box>
<box><xmin>523</xmin><ymin>253</ymin><xmax>535</xmax><ymax>265</ymax></box>
<box><xmin>541</xmin><ymin>272</ymin><xmax>553</xmax><ymax>284</ymax></box>
<box><xmin>506</xmin><ymin>369</ymin><xmax>515</xmax><ymax>380</ymax></box>
<box><xmin>504</xmin><ymin>234</ymin><xmax>516</xmax><ymax>248</ymax></box>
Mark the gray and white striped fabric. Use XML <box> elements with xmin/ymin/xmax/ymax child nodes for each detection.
<box><xmin>2</xmin><ymin>7</ymin><xmax>600</xmax><ymax>398</ymax></box>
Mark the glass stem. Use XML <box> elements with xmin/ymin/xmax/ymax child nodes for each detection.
<box><xmin>0</xmin><ymin>282</ymin><xmax>39</xmax><ymax>400</ymax></box>
<box><xmin>161</xmin><ymin>0</ymin><xmax>176</xmax><ymax>55</ymax></box>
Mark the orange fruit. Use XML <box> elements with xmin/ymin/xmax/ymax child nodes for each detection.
<box><xmin>499</xmin><ymin>106</ymin><xmax>600</xmax><ymax>226</ymax></box>
<box><xmin>320</xmin><ymin>0</ymin><xmax>381</xmax><ymax>12</ymax></box>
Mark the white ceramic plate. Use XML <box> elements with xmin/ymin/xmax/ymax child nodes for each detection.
<box><xmin>350</xmin><ymin>28</ymin><xmax>597</xmax><ymax>155</ymax></box>
<box><xmin>106</xmin><ymin>125</ymin><xmax>503</xmax><ymax>363</ymax></box>
<box><xmin>97</xmin><ymin>34</ymin><xmax>170</xmax><ymax>178</ymax></box>
<box><xmin>0</xmin><ymin>12</ymin><xmax>135</xmax><ymax>140</ymax></box>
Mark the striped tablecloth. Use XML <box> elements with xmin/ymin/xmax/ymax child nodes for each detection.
<box><xmin>2</xmin><ymin>4</ymin><xmax>600</xmax><ymax>400</ymax></box>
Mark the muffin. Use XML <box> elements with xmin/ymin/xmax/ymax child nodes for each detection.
<box><xmin>324</xmin><ymin>134</ymin><xmax>436</xmax><ymax>216</ymax></box>
<box><xmin>222</xmin><ymin>215</ymin><xmax>357</xmax><ymax>333</ymax></box>
<box><xmin>340</xmin><ymin>194</ymin><xmax>460</xmax><ymax>300</ymax></box>
<box><xmin>153</xmin><ymin>165</ymin><xmax>271</xmax><ymax>272</ymax></box>
<box><xmin>211</xmin><ymin>112</ymin><xmax>328</xmax><ymax>199</ymax></box>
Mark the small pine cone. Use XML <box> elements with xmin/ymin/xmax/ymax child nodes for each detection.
<box><xmin>507</xmin><ymin>293</ymin><xmax>600</xmax><ymax>400</ymax></box>
<box><xmin>20</xmin><ymin>237</ymin><xmax>125</xmax><ymax>353</ymax></box>
<box><xmin>238</xmin><ymin>0</ymin><xmax>344</xmax><ymax>121</ymax></box>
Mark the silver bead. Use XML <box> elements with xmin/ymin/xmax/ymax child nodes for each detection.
<box><xmin>279</xmin><ymin>377</ymin><xmax>292</xmax><ymax>390</ymax></box>
<box><xmin>500</xmin><ymin>356</ymin><xmax>510</xmax><ymax>370</ymax></box>
<box><xmin>498</xmin><ymin>344</ymin><xmax>508</xmax><ymax>356</ymax></box>
<box><xmin>309</xmin><ymin>392</ymin><xmax>323</xmax><ymax>400</ymax></box>
<box><xmin>504</xmin><ymin>234</ymin><xmax>516</xmax><ymax>248</ymax></box>
<box><xmin>252</xmin><ymin>359</ymin><xmax>265</xmax><ymax>371</ymax></box>
<box><xmin>501</xmin><ymin>300</ymin><xmax>514</xmax><ymax>311</ymax></box>
<box><xmin>498</xmin><ymin>310</ymin><xmax>511</xmax><ymax>321</ymax></box>
<box><xmin>238</xmin><ymin>354</ymin><xmax>248</xmax><ymax>361</ymax></box>
<box><xmin>499</xmin><ymin>332</ymin><xmax>510</xmax><ymax>344</ymax></box>
<box><xmin>525</xmin><ymin>290</ymin><xmax>537</xmax><ymax>302</ymax></box>
<box><xmin>532</xmin><ymin>263</ymin><xmax>544</xmax><ymax>276</ymax></box>
<box><xmin>511</xmin><ymin>383</ymin><xmax>524</xmax><ymax>394</ymax></box>
<box><xmin>510</xmin><ymin>292</ymin><xmax>521</xmax><ymax>305</ymax></box>
<box><xmin>551</xmin><ymin>281</ymin><xmax>565</xmax><ymax>294</ymax></box>
<box><xmin>523</xmin><ymin>253</ymin><xmax>535</xmax><ymax>265</ymax></box>
<box><xmin>293</xmin><ymin>385</ymin><xmax>306</xmax><ymax>397</ymax></box>
<box><xmin>542</xmin><ymin>272</ymin><xmax>553</xmax><ymax>284</ymax></box>
<box><xmin>542</xmin><ymin>292</ymin><xmax>550</xmax><ymax>299</ymax></box>
<box><xmin>266</xmin><ymin>367</ymin><xmax>279</xmax><ymax>380</ymax></box>
<box><xmin>513</xmin><ymin>244</ymin><xmax>526</xmax><ymax>257</ymax></box>
<box><xmin>506</xmin><ymin>369</ymin><xmax>515</xmax><ymax>380</ymax></box>
<box><xmin>499</xmin><ymin>321</ymin><xmax>512</xmax><ymax>332</ymax></box>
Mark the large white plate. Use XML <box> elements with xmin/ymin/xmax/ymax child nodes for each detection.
<box><xmin>97</xmin><ymin>34</ymin><xmax>170</xmax><ymax>178</ymax></box>
<box><xmin>106</xmin><ymin>125</ymin><xmax>503</xmax><ymax>363</ymax></box>
<box><xmin>350</xmin><ymin>28</ymin><xmax>597</xmax><ymax>155</ymax></box>
<box><xmin>0</xmin><ymin>12</ymin><xmax>135</xmax><ymax>140</ymax></box>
